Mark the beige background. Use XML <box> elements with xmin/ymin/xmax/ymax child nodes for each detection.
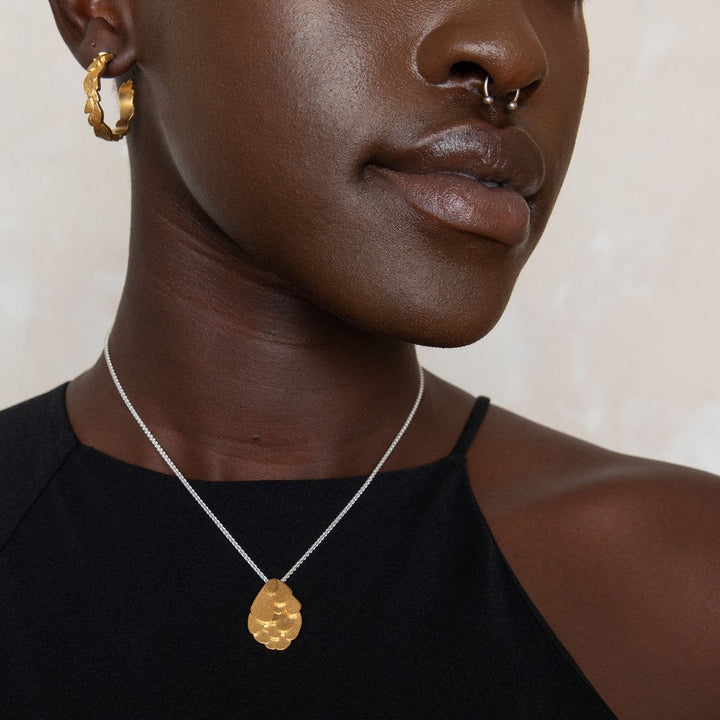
<box><xmin>1</xmin><ymin>2</ymin><xmax>718</xmax><ymax>473</ymax></box>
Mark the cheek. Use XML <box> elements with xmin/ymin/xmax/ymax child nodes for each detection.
<box><xmin>521</xmin><ymin>21</ymin><xmax>588</xmax><ymax>240</ymax></box>
<box><xmin>138</xmin><ymin>1</ymin><xmax>419</xmax><ymax>283</ymax></box>
<box><xmin>139</xmin><ymin>1</ymin><xmax>378</xmax><ymax>243</ymax></box>
<box><xmin>538</xmin><ymin>14</ymin><xmax>589</xmax><ymax>173</ymax></box>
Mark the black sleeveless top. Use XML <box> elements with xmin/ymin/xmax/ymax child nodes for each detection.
<box><xmin>0</xmin><ymin>386</ymin><xmax>617</xmax><ymax>719</ymax></box>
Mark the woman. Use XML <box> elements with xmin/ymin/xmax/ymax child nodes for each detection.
<box><xmin>1</xmin><ymin>0</ymin><xmax>718</xmax><ymax>717</ymax></box>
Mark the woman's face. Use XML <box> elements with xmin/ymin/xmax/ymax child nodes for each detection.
<box><xmin>132</xmin><ymin>0</ymin><xmax>589</xmax><ymax>346</ymax></box>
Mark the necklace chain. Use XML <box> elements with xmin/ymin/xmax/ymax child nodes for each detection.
<box><xmin>103</xmin><ymin>333</ymin><xmax>425</xmax><ymax>584</ymax></box>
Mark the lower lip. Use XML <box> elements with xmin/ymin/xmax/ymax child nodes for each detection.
<box><xmin>371</xmin><ymin>167</ymin><xmax>531</xmax><ymax>246</ymax></box>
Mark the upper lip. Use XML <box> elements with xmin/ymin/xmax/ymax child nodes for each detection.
<box><xmin>369</xmin><ymin>122</ymin><xmax>546</xmax><ymax>199</ymax></box>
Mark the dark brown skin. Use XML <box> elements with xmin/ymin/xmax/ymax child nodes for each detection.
<box><xmin>50</xmin><ymin>0</ymin><xmax>720</xmax><ymax>717</ymax></box>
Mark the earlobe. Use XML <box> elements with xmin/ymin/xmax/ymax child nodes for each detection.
<box><xmin>47</xmin><ymin>0</ymin><xmax>136</xmax><ymax>76</ymax></box>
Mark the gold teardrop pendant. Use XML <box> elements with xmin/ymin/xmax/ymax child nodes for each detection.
<box><xmin>247</xmin><ymin>579</ymin><xmax>302</xmax><ymax>651</ymax></box>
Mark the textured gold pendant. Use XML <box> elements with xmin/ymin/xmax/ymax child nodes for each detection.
<box><xmin>248</xmin><ymin>579</ymin><xmax>302</xmax><ymax>650</ymax></box>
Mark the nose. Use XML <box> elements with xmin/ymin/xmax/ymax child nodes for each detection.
<box><xmin>414</xmin><ymin>4</ymin><xmax>549</xmax><ymax>106</ymax></box>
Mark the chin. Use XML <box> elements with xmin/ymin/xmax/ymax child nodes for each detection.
<box><xmin>326</xmin><ymin>275</ymin><xmax>516</xmax><ymax>349</ymax></box>
<box><xmin>388</xmin><ymin>303</ymin><xmax>509</xmax><ymax>349</ymax></box>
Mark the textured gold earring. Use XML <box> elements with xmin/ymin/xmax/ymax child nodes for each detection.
<box><xmin>83</xmin><ymin>52</ymin><xmax>135</xmax><ymax>142</ymax></box>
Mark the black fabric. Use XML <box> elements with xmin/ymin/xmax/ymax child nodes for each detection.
<box><xmin>450</xmin><ymin>396</ymin><xmax>490</xmax><ymax>456</ymax></box>
<box><xmin>0</xmin><ymin>386</ymin><xmax>617</xmax><ymax>719</ymax></box>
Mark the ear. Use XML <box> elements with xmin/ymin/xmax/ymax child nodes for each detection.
<box><xmin>48</xmin><ymin>0</ymin><xmax>136</xmax><ymax>76</ymax></box>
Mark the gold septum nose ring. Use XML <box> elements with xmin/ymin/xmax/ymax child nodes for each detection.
<box><xmin>482</xmin><ymin>75</ymin><xmax>521</xmax><ymax>112</ymax></box>
<box><xmin>83</xmin><ymin>52</ymin><xmax>135</xmax><ymax>141</ymax></box>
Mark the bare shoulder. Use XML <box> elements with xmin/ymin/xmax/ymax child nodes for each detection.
<box><xmin>467</xmin><ymin>403</ymin><xmax>720</xmax><ymax>720</ymax></box>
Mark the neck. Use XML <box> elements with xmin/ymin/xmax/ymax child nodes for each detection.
<box><xmin>67</xmin><ymin>180</ymin><xmax>443</xmax><ymax>482</ymax></box>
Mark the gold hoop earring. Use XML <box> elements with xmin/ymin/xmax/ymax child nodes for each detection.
<box><xmin>83</xmin><ymin>52</ymin><xmax>135</xmax><ymax>142</ymax></box>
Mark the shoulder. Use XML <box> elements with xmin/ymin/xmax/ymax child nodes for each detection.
<box><xmin>0</xmin><ymin>385</ymin><xmax>78</xmax><ymax>551</ymax></box>
<box><xmin>467</xmin><ymin>403</ymin><xmax>720</xmax><ymax>720</ymax></box>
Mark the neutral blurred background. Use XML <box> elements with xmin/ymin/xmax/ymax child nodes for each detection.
<box><xmin>1</xmin><ymin>1</ymin><xmax>718</xmax><ymax>473</ymax></box>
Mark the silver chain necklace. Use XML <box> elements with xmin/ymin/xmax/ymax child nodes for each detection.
<box><xmin>103</xmin><ymin>333</ymin><xmax>425</xmax><ymax>651</ymax></box>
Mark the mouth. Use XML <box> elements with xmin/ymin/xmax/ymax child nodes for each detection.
<box><xmin>367</xmin><ymin>123</ymin><xmax>545</xmax><ymax>246</ymax></box>
<box><xmin>370</xmin><ymin>167</ymin><xmax>531</xmax><ymax>246</ymax></box>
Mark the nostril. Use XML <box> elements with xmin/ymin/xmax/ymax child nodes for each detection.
<box><xmin>449</xmin><ymin>60</ymin><xmax>485</xmax><ymax>81</ymax></box>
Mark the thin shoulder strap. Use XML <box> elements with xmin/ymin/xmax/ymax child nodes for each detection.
<box><xmin>450</xmin><ymin>397</ymin><xmax>491</xmax><ymax>456</ymax></box>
